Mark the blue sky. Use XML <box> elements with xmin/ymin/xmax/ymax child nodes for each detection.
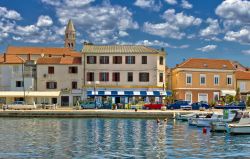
<box><xmin>0</xmin><ymin>0</ymin><xmax>250</xmax><ymax>67</ymax></box>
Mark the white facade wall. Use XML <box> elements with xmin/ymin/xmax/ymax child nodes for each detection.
<box><xmin>37</xmin><ymin>64</ymin><xmax>83</xmax><ymax>106</ymax></box>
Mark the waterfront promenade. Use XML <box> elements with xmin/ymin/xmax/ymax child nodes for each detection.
<box><xmin>0</xmin><ymin>108</ymin><xmax>223</xmax><ymax>118</ymax></box>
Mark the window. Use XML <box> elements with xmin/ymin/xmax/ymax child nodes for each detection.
<box><xmin>139</xmin><ymin>72</ymin><xmax>149</xmax><ymax>82</ymax></box>
<box><xmin>99</xmin><ymin>72</ymin><xmax>109</xmax><ymax>81</ymax></box>
<box><xmin>46</xmin><ymin>82</ymin><xmax>57</xmax><ymax>89</ymax></box>
<box><xmin>239</xmin><ymin>82</ymin><xmax>246</xmax><ymax>91</ymax></box>
<box><xmin>213</xmin><ymin>92</ymin><xmax>220</xmax><ymax>101</ymax></box>
<box><xmin>48</xmin><ymin>66</ymin><xmax>54</xmax><ymax>74</ymax></box>
<box><xmin>87</xmin><ymin>56</ymin><xmax>97</xmax><ymax>64</ymax></box>
<box><xmin>142</xmin><ymin>56</ymin><xmax>147</xmax><ymax>64</ymax></box>
<box><xmin>112</xmin><ymin>72</ymin><xmax>120</xmax><ymax>82</ymax></box>
<box><xmin>113</xmin><ymin>56</ymin><xmax>122</xmax><ymax>64</ymax></box>
<box><xmin>186</xmin><ymin>74</ymin><xmax>192</xmax><ymax>84</ymax></box>
<box><xmin>72</xmin><ymin>81</ymin><xmax>77</xmax><ymax>89</ymax></box>
<box><xmin>127</xmin><ymin>72</ymin><xmax>133</xmax><ymax>82</ymax></box>
<box><xmin>13</xmin><ymin>66</ymin><xmax>19</xmax><ymax>73</ymax></box>
<box><xmin>125</xmin><ymin>56</ymin><xmax>135</xmax><ymax>64</ymax></box>
<box><xmin>159</xmin><ymin>73</ymin><xmax>163</xmax><ymax>82</ymax></box>
<box><xmin>227</xmin><ymin>75</ymin><xmax>232</xmax><ymax>85</ymax></box>
<box><xmin>159</xmin><ymin>56</ymin><xmax>164</xmax><ymax>65</ymax></box>
<box><xmin>16</xmin><ymin>81</ymin><xmax>23</xmax><ymax>87</ymax></box>
<box><xmin>214</xmin><ymin>75</ymin><xmax>219</xmax><ymax>85</ymax></box>
<box><xmin>87</xmin><ymin>72</ymin><xmax>94</xmax><ymax>81</ymax></box>
<box><xmin>69</xmin><ymin>67</ymin><xmax>78</xmax><ymax>73</ymax></box>
<box><xmin>200</xmin><ymin>74</ymin><xmax>206</xmax><ymax>85</ymax></box>
<box><xmin>185</xmin><ymin>92</ymin><xmax>192</xmax><ymax>103</ymax></box>
<box><xmin>100</xmin><ymin>56</ymin><xmax>109</xmax><ymax>64</ymax></box>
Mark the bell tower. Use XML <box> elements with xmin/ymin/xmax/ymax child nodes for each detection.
<box><xmin>65</xmin><ymin>19</ymin><xmax>76</xmax><ymax>50</ymax></box>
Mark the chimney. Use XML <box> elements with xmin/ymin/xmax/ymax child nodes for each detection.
<box><xmin>3</xmin><ymin>53</ymin><xmax>6</xmax><ymax>62</ymax></box>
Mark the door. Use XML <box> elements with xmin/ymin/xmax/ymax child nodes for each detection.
<box><xmin>198</xmin><ymin>93</ymin><xmax>208</xmax><ymax>103</ymax></box>
<box><xmin>61</xmin><ymin>96</ymin><xmax>69</xmax><ymax>106</ymax></box>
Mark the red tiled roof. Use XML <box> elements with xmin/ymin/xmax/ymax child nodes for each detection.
<box><xmin>177</xmin><ymin>58</ymin><xmax>235</xmax><ymax>70</ymax></box>
<box><xmin>235</xmin><ymin>71</ymin><xmax>250</xmax><ymax>80</ymax></box>
<box><xmin>36</xmin><ymin>56</ymin><xmax>82</xmax><ymax>65</ymax></box>
<box><xmin>0</xmin><ymin>54</ymin><xmax>24</xmax><ymax>64</ymax></box>
<box><xmin>6</xmin><ymin>46</ymin><xmax>81</xmax><ymax>57</ymax></box>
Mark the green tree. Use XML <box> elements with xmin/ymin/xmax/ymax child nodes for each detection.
<box><xmin>235</xmin><ymin>87</ymin><xmax>241</xmax><ymax>102</ymax></box>
<box><xmin>225</xmin><ymin>95</ymin><xmax>234</xmax><ymax>104</ymax></box>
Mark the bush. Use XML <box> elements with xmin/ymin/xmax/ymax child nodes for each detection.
<box><xmin>246</xmin><ymin>96</ymin><xmax>250</xmax><ymax>107</ymax></box>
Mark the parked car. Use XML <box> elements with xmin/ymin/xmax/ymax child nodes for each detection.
<box><xmin>214</xmin><ymin>101</ymin><xmax>246</xmax><ymax>110</ymax></box>
<box><xmin>80</xmin><ymin>101</ymin><xmax>102</xmax><ymax>109</ymax></box>
<box><xmin>143</xmin><ymin>103</ymin><xmax>164</xmax><ymax>109</ymax></box>
<box><xmin>167</xmin><ymin>100</ymin><xmax>190</xmax><ymax>109</ymax></box>
<box><xmin>191</xmin><ymin>102</ymin><xmax>210</xmax><ymax>110</ymax></box>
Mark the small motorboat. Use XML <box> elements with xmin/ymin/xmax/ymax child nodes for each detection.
<box><xmin>188</xmin><ymin>113</ymin><xmax>212</xmax><ymax>126</ymax></box>
<box><xmin>226</xmin><ymin>112</ymin><xmax>250</xmax><ymax>135</ymax></box>
<box><xmin>176</xmin><ymin>113</ymin><xmax>196</xmax><ymax>121</ymax></box>
<box><xmin>197</xmin><ymin>109</ymin><xmax>238</xmax><ymax>127</ymax></box>
<box><xmin>210</xmin><ymin>110</ymin><xmax>243</xmax><ymax>132</ymax></box>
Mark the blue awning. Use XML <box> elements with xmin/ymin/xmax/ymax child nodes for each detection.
<box><xmin>87</xmin><ymin>90</ymin><xmax>172</xmax><ymax>96</ymax></box>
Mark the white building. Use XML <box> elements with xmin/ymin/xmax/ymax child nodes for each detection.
<box><xmin>36</xmin><ymin>56</ymin><xmax>83</xmax><ymax>106</ymax></box>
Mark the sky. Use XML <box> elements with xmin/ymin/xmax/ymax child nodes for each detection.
<box><xmin>0</xmin><ymin>0</ymin><xmax>250</xmax><ymax>67</ymax></box>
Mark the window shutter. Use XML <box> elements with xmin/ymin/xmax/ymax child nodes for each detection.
<box><xmin>107</xmin><ymin>72</ymin><xmax>109</xmax><ymax>81</ymax></box>
<box><xmin>94</xmin><ymin>56</ymin><xmax>96</xmax><ymax>63</ymax></box>
<box><xmin>112</xmin><ymin>73</ymin><xmax>115</xmax><ymax>81</ymax></box>
<box><xmin>55</xmin><ymin>82</ymin><xmax>57</xmax><ymax>89</ymax></box>
<box><xmin>46</xmin><ymin>82</ymin><xmax>49</xmax><ymax>89</ymax></box>
<box><xmin>125</xmin><ymin>56</ymin><xmax>128</xmax><ymax>64</ymax></box>
<box><xmin>99</xmin><ymin>73</ymin><xmax>102</xmax><ymax>81</ymax></box>
<box><xmin>87</xmin><ymin>56</ymin><xmax>89</xmax><ymax>64</ymax></box>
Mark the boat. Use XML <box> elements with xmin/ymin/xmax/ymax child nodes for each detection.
<box><xmin>226</xmin><ymin>112</ymin><xmax>250</xmax><ymax>135</ymax></box>
<box><xmin>196</xmin><ymin>109</ymin><xmax>238</xmax><ymax>127</ymax></box>
<box><xmin>210</xmin><ymin>110</ymin><xmax>243</xmax><ymax>132</ymax></box>
<box><xmin>176</xmin><ymin>113</ymin><xmax>196</xmax><ymax>121</ymax></box>
<box><xmin>188</xmin><ymin>113</ymin><xmax>212</xmax><ymax>126</ymax></box>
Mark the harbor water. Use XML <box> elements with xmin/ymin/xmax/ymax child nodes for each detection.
<box><xmin>0</xmin><ymin>118</ymin><xmax>249</xmax><ymax>158</ymax></box>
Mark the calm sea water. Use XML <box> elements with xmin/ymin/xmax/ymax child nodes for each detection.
<box><xmin>0</xmin><ymin>118</ymin><xmax>249</xmax><ymax>159</ymax></box>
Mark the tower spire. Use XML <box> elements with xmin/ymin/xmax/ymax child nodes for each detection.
<box><xmin>65</xmin><ymin>19</ymin><xmax>76</xmax><ymax>50</ymax></box>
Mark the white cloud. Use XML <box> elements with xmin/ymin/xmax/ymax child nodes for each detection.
<box><xmin>42</xmin><ymin>1</ymin><xmax>138</xmax><ymax>44</ymax></box>
<box><xmin>242</xmin><ymin>50</ymin><xmax>250</xmax><ymax>55</ymax></box>
<box><xmin>224</xmin><ymin>28</ymin><xmax>250</xmax><ymax>44</ymax></box>
<box><xmin>143</xmin><ymin>9</ymin><xmax>201</xmax><ymax>39</ymax></box>
<box><xmin>216</xmin><ymin>0</ymin><xmax>250</xmax><ymax>27</ymax></box>
<box><xmin>197</xmin><ymin>45</ymin><xmax>217</xmax><ymax>52</ymax></box>
<box><xmin>134</xmin><ymin>0</ymin><xmax>162</xmax><ymax>11</ymax></box>
<box><xmin>165</xmin><ymin>0</ymin><xmax>177</xmax><ymax>5</ymax></box>
<box><xmin>181</xmin><ymin>0</ymin><xmax>192</xmax><ymax>9</ymax></box>
<box><xmin>0</xmin><ymin>6</ymin><xmax>22</xmax><ymax>20</ymax></box>
<box><xmin>119</xmin><ymin>30</ymin><xmax>129</xmax><ymax>37</ymax></box>
<box><xmin>64</xmin><ymin>0</ymin><xmax>94</xmax><ymax>7</ymax></box>
<box><xmin>37</xmin><ymin>15</ymin><xmax>53</xmax><ymax>27</ymax></box>
<box><xmin>200</xmin><ymin>18</ymin><xmax>221</xmax><ymax>37</ymax></box>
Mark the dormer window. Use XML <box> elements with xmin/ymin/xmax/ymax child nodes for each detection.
<box><xmin>222</xmin><ymin>64</ymin><xmax>227</xmax><ymax>68</ymax></box>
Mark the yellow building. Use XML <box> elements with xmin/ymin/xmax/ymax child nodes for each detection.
<box><xmin>172</xmin><ymin>58</ymin><xmax>236</xmax><ymax>103</ymax></box>
<box><xmin>235</xmin><ymin>70</ymin><xmax>250</xmax><ymax>101</ymax></box>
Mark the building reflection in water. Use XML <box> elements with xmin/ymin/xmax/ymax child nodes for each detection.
<box><xmin>1</xmin><ymin>118</ymin><xmax>250</xmax><ymax>158</ymax></box>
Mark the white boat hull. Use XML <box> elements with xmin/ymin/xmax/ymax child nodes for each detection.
<box><xmin>227</xmin><ymin>125</ymin><xmax>250</xmax><ymax>134</ymax></box>
<box><xmin>211</xmin><ymin>122</ymin><xmax>226</xmax><ymax>132</ymax></box>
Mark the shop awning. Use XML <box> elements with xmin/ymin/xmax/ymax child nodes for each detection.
<box><xmin>221</xmin><ymin>90</ymin><xmax>236</xmax><ymax>96</ymax></box>
<box><xmin>0</xmin><ymin>91</ymin><xmax>61</xmax><ymax>97</ymax></box>
<box><xmin>87</xmin><ymin>90</ymin><xmax>172</xmax><ymax>97</ymax></box>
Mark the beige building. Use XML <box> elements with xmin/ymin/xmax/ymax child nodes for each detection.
<box><xmin>172</xmin><ymin>58</ymin><xmax>236</xmax><ymax>103</ymax></box>
<box><xmin>235</xmin><ymin>70</ymin><xmax>250</xmax><ymax>101</ymax></box>
<box><xmin>36</xmin><ymin>56</ymin><xmax>83</xmax><ymax>106</ymax></box>
<box><xmin>82</xmin><ymin>44</ymin><xmax>168</xmax><ymax>104</ymax></box>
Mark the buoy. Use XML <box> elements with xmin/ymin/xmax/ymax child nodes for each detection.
<box><xmin>157</xmin><ymin>119</ymin><xmax>160</xmax><ymax>124</ymax></box>
<box><xmin>203</xmin><ymin>128</ymin><xmax>207</xmax><ymax>134</ymax></box>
